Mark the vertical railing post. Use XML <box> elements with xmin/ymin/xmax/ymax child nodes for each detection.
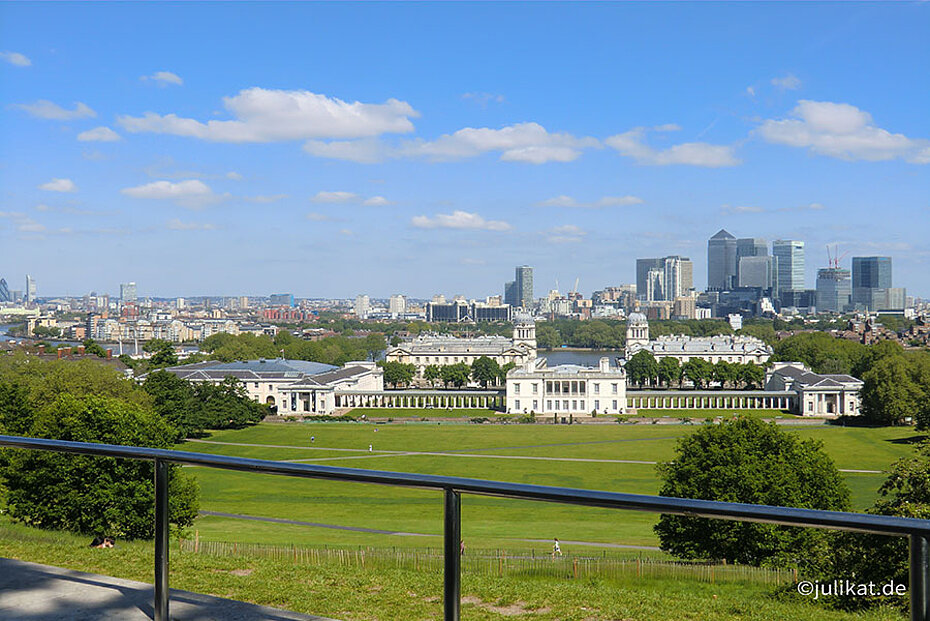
<box><xmin>443</xmin><ymin>488</ymin><xmax>461</xmax><ymax>621</ymax></box>
<box><xmin>912</xmin><ymin>533</ymin><xmax>930</xmax><ymax>621</ymax></box>
<box><xmin>154</xmin><ymin>458</ymin><xmax>170</xmax><ymax>621</ymax></box>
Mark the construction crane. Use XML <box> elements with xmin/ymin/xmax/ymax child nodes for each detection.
<box><xmin>571</xmin><ymin>277</ymin><xmax>580</xmax><ymax>295</ymax></box>
<box><xmin>826</xmin><ymin>244</ymin><xmax>849</xmax><ymax>269</ymax></box>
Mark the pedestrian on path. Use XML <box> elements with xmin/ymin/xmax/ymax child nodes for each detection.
<box><xmin>369</xmin><ymin>444</ymin><xmax>373</xmax><ymax>452</ymax></box>
<box><xmin>552</xmin><ymin>538</ymin><xmax>562</xmax><ymax>559</ymax></box>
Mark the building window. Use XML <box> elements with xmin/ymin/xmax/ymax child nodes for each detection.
<box><xmin>515</xmin><ymin>399</ymin><xmax>520</xmax><ymax>410</ymax></box>
<box><xmin>514</xmin><ymin>383</ymin><xmax>521</xmax><ymax>395</ymax></box>
<box><xmin>612</xmin><ymin>400</ymin><xmax>618</xmax><ymax>410</ymax></box>
<box><xmin>594</xmin><ymin>399</ymin><xmax>600</xmax><ymax>410</ymax></box>
<box><xmin>532</xmin><ymin>383</ymin><xmax>538</xmax><ymax>395</ymax></box>
<box><xmin>593</xmin><ymin>383</ymin><xmax>600</xmax><ymax>395</ymax></box>
<box><xmin>254</xmin><ymin>382</ymin><xmax>259</xmax><ymax>388</ymax></box>
<box><xmin>547</xmin><ymin>400</ymin><xmax>552</xmax><ymax>410</ymax></box>
<box><xmin>533</xmin><ymin>400</ymin><xmax>538</xmax><ymax>410</ymax></box>
<box><xmin>563</xmin><ymin>400</ymin><xmax>569</xmax><ymax>410</ymax></box>
<box><xmin>268</xmin><ymin>384</ymin><xmax>273</xmax><ymax>390</ymax></box>
<box><xmin>611</xmin><ymin>383</ymin><xmax>618</xmax><ymax>395</ymax></box>
<box><xmin>572</xmin><ymin>400</ymin><xmax>577</xmax><ymax>410</ymax></box>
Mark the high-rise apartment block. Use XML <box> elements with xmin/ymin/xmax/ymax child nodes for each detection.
<box><xmin>638</xmin><ymin>256</ymin><xmax>692</xmax><ymax>301</ymax></box>
<box><xmin>772</xmin><ymin>240</ymin><xmax>805</xmax><ymax>298</ymax></box>
<box><xmin>389</xmin><ymin>294</ymin><xmax>406</xmax><ymax>317</ymax></box>
<box><xmin>515</xmin><ymin>265</ymin><xmax>533</xmax><ymax>309</ymax></box>
<box><xmin>816</xmin><ymin>268</ymin><xmax>852</xmax><ymax>313</ymax></box>
<box><xmin>120</xmin><ymin>282</ymin><xmax>137</xmax><ymax>304</ymax></box>
<box><xmin>354</xmin><ymin>294</ymin><xmax>370</xmax><ymax>319</ymax></box>
<box><xmin>707</xmin><ymin>230</ymin><xmax>737</xmax><ymax>290</ymax></box>
<box><xmin>25</xmin><ymin>275</ymin><xmax>37</xmax><ymax>304</ymax></box>
<box><xmin>270</xmin><ymin>293</ymin><xmax>295</xmax><ymax>307</ymax></box>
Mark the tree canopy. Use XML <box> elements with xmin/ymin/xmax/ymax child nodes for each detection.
<box><xmin>655</xmin><ymin>417</ymin><xmax>850</xmax><ymax>568</ymax></box>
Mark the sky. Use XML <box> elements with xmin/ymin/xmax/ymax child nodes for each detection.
<box><xmin>1</xmin><ymin>2</ymin><xmax>928</xmax><ymax>300</ymax></box>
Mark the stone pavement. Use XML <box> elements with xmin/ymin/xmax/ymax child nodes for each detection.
<box><xmin>0</xmin><ymin>558</ymin><xmax>339</xmax><ymax>621</ymax></box>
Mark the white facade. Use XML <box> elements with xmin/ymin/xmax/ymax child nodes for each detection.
<box><xmin>625</xmin><ymin>313</ymin><xmax>771</xmax><ymax>364</ymax></box>
<box><xmin>765</xmin><ymin>362</ymin><xmax>863</xmax><ymax>417</ymax></box>
<box><xmin>506</xmin><ymin>357</ymin><xmax>626</xmax><ymax>416</ymax></box>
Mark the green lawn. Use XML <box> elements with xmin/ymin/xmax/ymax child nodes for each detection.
<box><xmin>173</xmin><ymin>422</ymin><xmax>923</xmax><ymax>550</ymax></box>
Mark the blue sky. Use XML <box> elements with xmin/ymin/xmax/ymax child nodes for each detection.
<box><xmin>1</xmin><ymin>2</ymin><xmax>928</xmax><ymax>299</ymax></box>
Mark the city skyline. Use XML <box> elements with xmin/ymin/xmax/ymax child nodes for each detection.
<box><xmin>1</xmin><ymin>3</ymin><xmax>928</xmax><ymax>298</ymax></box>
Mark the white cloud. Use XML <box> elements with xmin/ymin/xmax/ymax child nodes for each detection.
<box><xmin>722</xmin><ymin>202</ymin><xmax>827</xmax><ymax>215</ymax></box>
<box><xmin>121</xmin><ymin>179</ymin><xmax>222</xmax><ymax>208</ymax></box>
<box><xmin>757</xmin><ymin>100</ymin><xmax>930</xmax><ymax>163</ymax></box>
<box><xmin>167</xmin><ymin>218</ymin><xmax>216</xmax><ymax>231</ymax></box>
<box><xmin>339</xmin><ymin>228</ymin><xmax>354</xmax><ymax>236</ymax></box>
<box><xmin>462</xmin><ymin>92</ymin><xmax>506</xmax><ymax>106</ymax></box>
<box><xmin>142</xmin><ymin>71</ymin><xmax>184</xmax><ymax>86</ymax></box>
<box><xmin>537</xmin><ymin>194</ymin><xmax>644</xmax><ymax>208</ymax></box>
<box><xmin>12</xmin><ymin>100</ymin><xmax>96</xmax><ymax>120</ymax></box>
<box><xmin>77</xmin><ymin>126</ymin><xmax>121</xmax><ymax>142</ymax></box>
<box><xmin>225</xmin><ymin>171</ymin><xmax>243</xmax><ymax>180</ymax></box>
<box><xmin>245</xmin><ymin>194</ymin><xmax>288</xmax><ymax>204</ymax></box>
<box><xmin>306</xmin><ymin>212</ymin><xmax>333</xmax><ymax>222</ymax></box>
<box><xmin>311</xmin><ymin>191</ymin><xmax>358</xmax><ymax>204</ymax></box>
<box><xmin>118</xmin><ymin>87</ymin><xmax>419</xmax><ymax>143</ymax></box>
<box><xmin>721</xmin><ymin>204</ymin><xmax>765</xmax><ymax>215</ymax></box>
<box><xmin>39</xmin><ymin>178</ymin><xmax>77</xmax><ymax>193</ymax></box>
<box><xmin>771</xmin><ymin>74</ymin><xmax>802</xmax><ymax>90</ymax></box>
<box><xmin>0</xmin><ymin>211</ymin><xmax>45</xmax><ymax>233</ymax></box>
<box><xmin>745</xmin><ymin>86</ymin><xmax>756</xmax><ymax>97</ymax></box>
<box><xmin>400</xmin><ymin>122</ymin><xmax>598</xmax><ymax>164</ymax></box>
<box><xmin>0</xmin><ymin>51</ymin><xmax>31</xmax><ymax>67</ymax></box>
<box><xmin>606</xmin><ymin>127</ymin><xmax>740</xmax><ymax>167</ymax></box>
<box><xmin>547</xmin><ymin>224</ymin><xmax>586</xmax><ymax>244</ymax></box>
<box><xmin>302</xmin><ymin>138</ymin><xmax>389</xmax><ymax>163</ymax></box>
<box><xmin>362</xmin><ymin>196</ymin><xmax>392</xmax><ymax>206</ymax></box>
<box><xmin>411</xmin><ymin>210</ymin><xmax>511</xmax><ymax>231</ymax></box>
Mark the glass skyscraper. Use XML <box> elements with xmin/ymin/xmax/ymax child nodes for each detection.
<box><xmin>515</xmin><ymin>265</ymin><xmax>533</xmax><ymax>309</ymax></box>
<box><xmin>707</xmin><ymin>229</ymin><xmax>737</xmax><ymax>290</ymax></box>
<box><xmin>772</xmin><ymin>240</ymin><xmax>805</xmax><ymax>296</ymax></box>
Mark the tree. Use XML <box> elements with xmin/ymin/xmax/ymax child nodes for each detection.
<box><xmin>682</xmin><ymin>358</ymin><xmax>714</xmax><ymax>388</ymax></box>
<box><xmin>657</xmin><ymin>357</ymin><xmax>681</xmax><ymax>388</ymax></box>
<box><xmin>470</xmin><ymin>356</ymin><xmax>501</xmax><ymax>387</ymax></box>
<box><xmin>441</xmin><ymin>363</ymin><xmax>471</xmax><ymax>388</ymax></box>
<box><xmin>499</xmin><ymin>361</ymin><xmax>516</xmax><ymax>385</ymax></box>
<box><xmin>535</xmin><ymin>324</ymin><xmax>562</xmax><ymax>350</ymax></box>
<box><xmin>194</xmin><ymin>377</ymin><xmax>267</xmax><ymax>429</ymax></box>
<box><xmin>364</xmin><ymin>333</ymin><xmax>387</xmax><ymax>361</ymax></box>
<box><xmin>142</xmin><ymin>370</ymin><xmax>199</xmax><ymax>440</ymax></box>
<box><xmin>738</xmin><ymin>363</ymin><xmax>765</xmax><ymax>389</ymax></box>
<box><xmin>379</xmin><ymin>361</ymin><xmax>415</xmax><ymax>388</ymax></box>
<box><xmin>143</xmin><ymin>338</ymin><xmax>178</xmax><ymax>367</ymax></box>
<box><xmin>626</xmin><ymin>351</ymin><xmax>658</xmax><ymax>387</ymax></box>
<box><xmin>82</xmin><ymin>339</ymin><xmax>109</xmax><ymax>358</ymax></box>
<box><xmin>713</xmin><ymin>361</ymin><xmax>738</xmax><ymax>389</ymax></box>
<box><xmin>0</xmin><ymin>393</ymin><xmax>199</xmax><ymax>539</ymax></box>
<box><xmin>860</xmin><ymin>355</ymin><xmax>925</xmax><ymax>426</ymax></box>
<box><xmin>654</xmin><ymin>417</ymin><xmax>850</xmax><ymax>568</ymax></box>
<box><xmin>423</xmin><ymin>364</ymin><xmax>442</xmax><ymax>387</ymax></box>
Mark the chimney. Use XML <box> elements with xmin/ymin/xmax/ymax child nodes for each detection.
<box><xmin>77</xmin><ymin>346</ymin><xmax>85</xmax><ymax>355</ymax></box>
<box><xmin>57</xmin><ymin>349</ymin><xmax>64</xmax><ymax>359</ymax></box>
<box><xmin>599</xmin><ymin>357</ymin><xmax>610</xmax><ymax>373</ymax></box>
<box><xmin>38</xmin><ymin>345</ymin><xmax>45</xmax><ymax>355</ymax></box>
<box><xmin>106</xmin><ymin>348</ymin><xmax>113</xmax><ymax>359</ymax></box>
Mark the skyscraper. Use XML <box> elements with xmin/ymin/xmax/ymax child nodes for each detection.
<box><xmin>120</xmin><ymin>282</ymin><xmax>137</xmax><ymax>304</ymax></box>
<box><xmin>354</xmin><ymin>294</ymin><xmax>370</xmax><ymax>319</ymax></box>
<box><xmin>662</xmin><ymin>256</ymin><xmax>693</xmax><ymax>300</ymax></box>
<box><xmin>851</xmin><ymin>256</ymin><xmax>903</xmax><ymax>311</ymax></box>
<box><xmin>503</xmin><ymin>280</ymin><xmax>517</xmax><ymax>306</ymax></box>
<box><xmin>772</xmin><ymin>240</ymin><xmax>805</xmax><ymax>297</ymax></box>
<box><xmin>816</xmin><ymin>268</ymin><xmax>852</xmax><ymax>313</ymax></box>
<box><xmin>389</xmin><ymin>294</ymin><xmax>406</xmax><ymax>317</ymax></box>
<box><xmin>25</xmin><ymin>275</ymin><xmax>37</xmax><ymax>304</ymax></box>
<box><xmin>738</xmin><ymin>255</ymin><xmax>776</xmax><ymax>290</ymax></box>
<box><xmin>515</xmin><ymin>265</ymin><xmax>533</xmax><ymax>309</ymax></box>
<box><xmin>736</xmin><ymin>238</ymin><xmax>767</xmax><ymax>261</ymax></box>
<box><xmin>707</xmin><ymin>230</ymin><xmax>737</xmax><ymax>290</ymax></box>
<box><xmin>636</xmin><ymin>258</ymin><xmax>665</xmax><ymax>298</ymax></box>
<box><xmin>0</xmin><ymin>278</ymin><xmax>10</xmax><ymax>303</ymax></box>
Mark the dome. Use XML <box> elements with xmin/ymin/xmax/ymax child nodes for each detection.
<box><xmin>627</xmin><ymin>312</ymin><xmax>648</xmax><ymax>324</ymax></box>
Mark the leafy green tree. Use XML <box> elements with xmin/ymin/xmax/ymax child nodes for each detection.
<box><xmin>655</xmin><ymin>417</ymin><xmax>850</xmax><ymax>568</ymax></box>
<box><xmin>626</xmin><ymin>351</ymin><xmax>658</xmax><ymax>387</ymax></box>
<box><xmin>682</xmin><ymin>358</ymin><xmax>714</xmax><ymax>388</ymax></box>
<box><xmin>773</xmin><ymin>332</ymin><xmax>867</xmax><ymax>376</ymax></box>
<box><xmin>0</xmin><ymin>394</ymin><xmax>199</xmax><ymax>539</ymax></box>
<box><xmin>861</xmin><ymin>355</ymin><xmax>924</xmax><ymax>426</ymax></box>
<box><xmin>364</xmin><ymin>333</ymin><xmax>387</xmax><ymax>361</ymax></box>
<box><xmin>441</xmin><ymin>363</ymin><xmax>471</xmax><ymax>388</ymax></box>
<box><xmin>423</xmin><ymin>364</ymin><xmax>442</xmax><ymax>387</ymax></box>
<box><xmin>143</xmin><ymin>339</ymin><xmax>178</xmax><ymax>367</ymax></box>
<box><xmin>713</xmin><ymin>360</ymin><xmax>738</xmax><ymax>389</ymax></box>
<box><xmin>499</xmin><ymin>361</ymin><xmax>516</xmax><ymax>385</ymax></box>
<box><xmin>470</xmin><ymin>356</ymin><xmax>501</xmax><ymax>387</ymax></box>
<box><xmin>379</xmin><ymin>361</ymin><xmax>415</xmax><ymax>388</ymax></box>
<box><xmin>194</xmin><ymin>377</ymin><xmax>267</xmax><ymax>429</ymax></box>
<box><xmin>535</xmin><ymin>324</ymin><xmax>562</xmax><ymax>350</ymax></box>
<box><xmin>574</xmin><ymin>321</ymin><xmax>622</xmax><ymax>349</ymax></box>
<box><xmin>82</xmin><ymin>339</ymin><xmax>109</xmax><ymax>358</ymax></box>
<box><xmin>738</xmin><ymin>363</ymin><xmax>765</xmax><ymax>389</ymax></box>
<box><xmin>657</xmin><ymin>357</ymin><xmax>681</xmax><ymax>388</ymax></box>
<box><xmin>142</xmin><ymin>370</ymin><xmax>198</xmax><ymax>441</ymax></box>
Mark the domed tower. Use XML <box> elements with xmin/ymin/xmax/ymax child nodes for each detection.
<box><xmin>513</xmin><ymin>314</ymin><xmax>537</xmax><ymax>358</ymax></box>
<box><xmin>626</xmin><ymin>312</ymin><xmax>649</xmax><ymax>350</ymax></box>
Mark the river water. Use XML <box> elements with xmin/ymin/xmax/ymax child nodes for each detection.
<box><xmin>540</xmin><ymin>350</ymin><xmax>623</xmax><ymax>366</ymax></box>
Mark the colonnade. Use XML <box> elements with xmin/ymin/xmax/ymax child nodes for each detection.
<box><xmin>335</xmin><ymin>391</ymin><xmax>504</xmax><ymax>410</ymax></box>
<box><xmin>626</xmin><ymin>391</ymin><xmax>795</xmax><ymax>411</ymax></box>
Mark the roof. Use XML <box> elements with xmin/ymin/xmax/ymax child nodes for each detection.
<box><xmin>388</xmin><ymin>335</ymin><xmax>529</xmax><ymax>356</ymax></box>
<box><xmin>710</xmin><ymin>229</ymin><xmax>735</xmax><ymax>240</ymax></box>
<box><xmin>770</xmin><ymin>363</ymin><xmax>863</xmax><ymax>389</ymax></box>
<box><xmin>174</xmin><ymin>358</ymin><xmax>337</xmax><ymax>375</ymax></box>
<box><xmin>630</xmin><ymin>335</ymin><xmax>772</xmax><ymax>355</ymax></box>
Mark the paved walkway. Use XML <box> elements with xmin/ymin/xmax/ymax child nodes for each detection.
<box><xmin>0</xmin><ymin>558</ymin><xmax>338</xmax><ymax>621</ymax></box>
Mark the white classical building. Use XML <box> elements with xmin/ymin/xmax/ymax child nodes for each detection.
<box><xmin>160</xmin><ymin>358</ymin><xmax>383</xmax><ymax>415</ymax></box>
<box><xmin>506</xmin><ymin>357</ymin><xmax>627</xmax><ymax>416</ymax></box>
<box><xmin>385</xmin><ymin>315</ymin><xmax>537</xmax><ymax>377</ymax></box>
<box><xmin>764</xmin><ymin>362</ymin><xmax>863</xmax><ymax>417</ymax></box>
<box><xmin>624</xmin><ymin>312</ymin><xmax>772</xmax><ymax>365</ymax></box>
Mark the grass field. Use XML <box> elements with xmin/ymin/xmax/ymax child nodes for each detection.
<box><xmin>174</xmin><ymin>422</ymin><xmax>924</xmax><ymax>553</ymax></box>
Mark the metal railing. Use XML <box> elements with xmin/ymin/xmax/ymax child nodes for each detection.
<box><xmin>1</xmin><ymin>433</ymin><xmax>929</xmax><ymax>621</ymax></box>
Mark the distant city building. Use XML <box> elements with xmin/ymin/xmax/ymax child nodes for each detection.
<box><xmin>778</xmin><ymin>289</ymin><xmax>817</xmax><ymax>312</ymax></box>
<box><xmin>506</xmin><ymin>356</ymin><xmax>626</xmax><ymax>416</ymax></box>
<box><xmin>515</xmin><ymin>265</ymin><xmax>534</xmax><ymax>309</ymax></box>
<box><xmin>851</xmin><ymin>256</ymin><xmax>904</xmax><ymax>311</ymax></box>
<box><xmin>772</xmin><ymin>240</ymin><xmax>805</xmax><ymax>299</ymax></box>
<box><xmin>736</xmin><ymin>237</ymin><xmax>768</xmax><ymax>261</ymax></box>
<box><xmin>816</xmin><ymin>268</ymin><xmax>852</xmax><ymax>313</ymax></box>
<box><xmin>389</xmin><ymin>294</ymin><xmax>406</xmax><ymax>317</ymax></box>
<box><xmin>25</xmin><ymin>275</ymin><xmax>37</xmax><ymax>304</ymax></box>
<box><xmin>120</xmin><ymin>282</ymin><xmax>137</xmax><ymax>305</ymax></box>
<box><xmin>0</xmin><ymin>278</ymin><xmax>10</xmax><ymax>303</ymax></box>
<box><xmin>269</xmin><ymin>293</ymin><xmax>295</xmax><ymax>307</ymax></box>
<box><xmin>738</xmin><ymin>255</ymin><xmax>776</xmax><ymax>290</ymax></box>
<box><xmin>707</xmin><ymin>229</ymin><xmax>738</xmax><ymax>291</ymax></box>
<box><xmin>385</xmin><ymin>316</ymin><xmax>536</xmax><ymax>377</ymax></box>
<box><xmin>638</xmin><ymin>256</ymin><xmax>692</xmax><ymax>301</ymax></box>
<box><xmin>503</xmin><ymin>280</ymin><xmax>517</xmax><ymax>306</ymax></box>
<box><xmin>636</xmin><ymin>258</ymin><xmax>665</xmax><ymax>298</ymax></box>
<box><xmin>239</xmin><ymin>296</ymin><xmax>250</xmax><ymax>309</ymax></box>
<box><xmin>625</xmin><ymin>313</ymin><xmax>771</xmax><ymax>364</ymax></box>
<box><xmin>354</xmin><ymin>294</ymin><xmax>370</xmax><ymax>319</ymax></box>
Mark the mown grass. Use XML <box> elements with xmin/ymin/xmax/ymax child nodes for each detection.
<box><xmin>0</xmin><ymin>520</ymin><xmax>906</xmax><ymax>620</ymax></box>
<box><xmin>174</xmin><ymin>423</ymin><xmax>921</xmax><ymax>549</ymax></box>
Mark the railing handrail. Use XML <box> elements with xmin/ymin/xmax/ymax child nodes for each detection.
<box><xmin>1</xmin><ymin>433</ymin><xmax>930</xmax><ymax>621</ymax></box>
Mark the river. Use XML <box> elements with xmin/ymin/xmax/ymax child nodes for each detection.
<box><xmin>540</xmin><ymin>349</ymin><xmax>623</xmax><ymax>366</ymax></box>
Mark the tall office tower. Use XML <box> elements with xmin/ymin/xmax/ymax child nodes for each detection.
<box><xmin>707</xmin><ymin>230</ymin><xmax>737</xmax><ymax>290</ymax></box>
<box><xmin>503</xmin><ymin>281</ymin><xmax>517</xmax><ymax>306</ymax></box>
<box><xmin>851</xmin><ymin>256</ymin><xmax>902</xmax><ymax>311</ymax></box>
<box><xmin>645</xmin><ymin>267</ymin><xmax>665</xmax><ymax>302</ymax></box>
<box><xmin>120</xmin><ymin>282</ymin><xmax>137</xmax><ymax>304</ymax></box>
<box><xmin>515</xmin><ymin>265</ymin><xmax>534</xmax><ymax>309</ymax></box>
<box><xmin>25</xmin><ymin>275</ymin><xmax>37</xmax><ymax>304</ymax></box>
<box><xmin>636</xmin><ymin>258</ymin><xmax>665</xmax><ymax>298</ymax></box>
<box><xmin>772</xmin><ymin>240</ymin><xmax>805</xmax><ymax>297</ymax></box>
<box><xmin>389</xmin><ymin>294</ymin><xmax>406</xmax><ymax>317</ymax></box>
<box><xmin>736</xmin><ymin>238</ymin><xmax>768</xmax><ymax>260</ymax></box>
<box><xmin>738</xmin><ymin>255</ymin><xmax>776</xmax><ymax>290</ymax></box>
<box><xmin>662</xmin><ymin>255</ymin><xmax>693</xmax><ymax>300</ymax></box>
<box><xmin>354</xmin><ymin>294</ymin><xmax>371</xmax><ymax>319</ymax></box>
<box><xmin>816</xmin><ymin>268</ymin><xmax>852</xmax><ymax>313</ymax></box>
<box><xmin>0</xmin><ymin>278</ymin><xmax>10</xmax><ymax>302</ymax></box>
